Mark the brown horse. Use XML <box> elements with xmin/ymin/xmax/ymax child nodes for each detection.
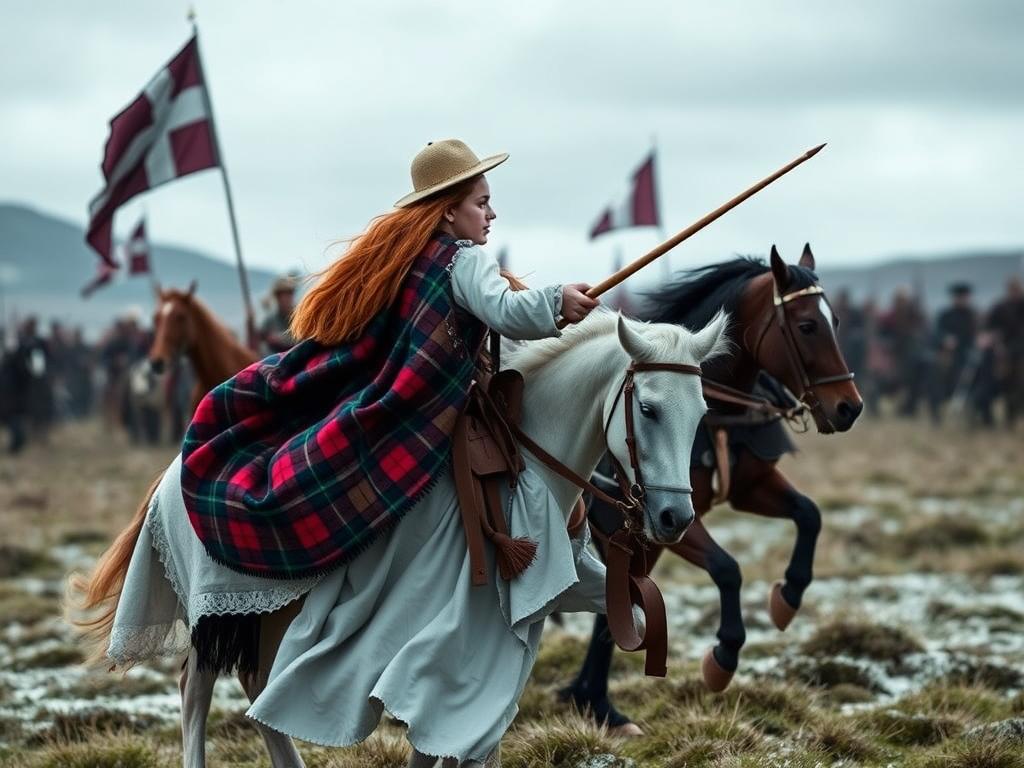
<box><xmin>148</xmin><ymin>282</ymin><xmax>258</xmax><ymax>411</ymax></box>
<box><xmin>564</xmin><ymin>244</ymin><xmax>863</xmax><ymax>734</ymax></box>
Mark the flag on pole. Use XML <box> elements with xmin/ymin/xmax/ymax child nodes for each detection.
<box><xmin>81</xmin><ymin>259</ymin><xmax>120</xmax><ymax>298</ymax></box>
<box><xmin>589</xmin><ymin>151</ymin><xmax>660</xmax><ymax>240</ymax></box>
<box><xmin>126</xmin><ymin>218</ymin><xmax>151</xmax><ymax>275</ymax></box>
<box><xmin>86</xmin><ymin>35</ymin><xmax>218</xmax><ymax>266</ymax></box>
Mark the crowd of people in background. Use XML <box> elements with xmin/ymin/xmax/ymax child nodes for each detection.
<box><xmin>836</xmin><ymin>276</ymin><xmax>1024</xmax><ymax>428</ymax></box>
<box><xmin>1</xmin><ymin>273</ymin><xmax>1021</xmax><ymax>455</ymax></box>
<box><xmin>0</xmin><ymin>274</ymin><xmax>301</xmax><ymax>455</ymax></box>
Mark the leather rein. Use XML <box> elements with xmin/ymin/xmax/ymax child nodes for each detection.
<box><xmin>510</xmin><ymin>360</ymin><xmax>702</xmax><ymax>677</ymax></box>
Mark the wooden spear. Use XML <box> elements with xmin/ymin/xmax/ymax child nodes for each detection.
<box><xmin>582</xmin><ymin>143</ymin><xmax>826</xmax><ymax>302</ymax></box>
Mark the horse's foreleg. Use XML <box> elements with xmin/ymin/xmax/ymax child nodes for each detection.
<box><xmin>238</xmin><ymin>598</ymin><xmax>307</xmax><ymax>768</ymax></box>
<box><xmin>666</xmin><ymin>513</ymin><xmax>745</xmax><ymax>692</ymax></box>
<box><xmin>729</xmin><ymin>454</ymin><xmax>820</xmax><ymax>631</ymax></box>
<box><xmin>180</xmin><ymin>649</ymin><xmax>216</xmax><ymax>768</ymax></box>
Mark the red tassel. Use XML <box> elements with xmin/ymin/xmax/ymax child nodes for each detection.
<box><xmin>492</xmin><ymin>533</ymin><xmax>538</xmax><ymax>580</ymax></box>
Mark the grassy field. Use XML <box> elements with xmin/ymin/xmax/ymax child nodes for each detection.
<box><xmin>1</xmin><ymin>418</ymin><xmax>1023</xmax><ymax>767</ymax></box>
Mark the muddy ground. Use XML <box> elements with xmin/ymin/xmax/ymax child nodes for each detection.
<box><xmin>1</xmin><ymin>418</ymin><xmax>1023</xmax><ymax>767</ymax></box>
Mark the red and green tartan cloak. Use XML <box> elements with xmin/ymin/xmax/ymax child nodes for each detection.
<box><xmin>180</xmin><ymin>232</ymin><xmax>486</xmax><ymax>579</ymax></box>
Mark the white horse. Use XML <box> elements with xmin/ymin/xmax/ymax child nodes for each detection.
<box><xmin>69</xmin><ymin>310</ymin><xmax>728</xmax><ymax>768</ymax></box>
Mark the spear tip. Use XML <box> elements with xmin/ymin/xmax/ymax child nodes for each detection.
<box><xmin>806</xmin><ymin>142</ymin><xmax>827</xmax><ymax>158</ymax></box>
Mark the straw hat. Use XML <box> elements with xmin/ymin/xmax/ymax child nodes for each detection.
<box><xmin>394</xmin><ymin>139</ymin><xmax>508</xmax><ymax>208</ymax></box>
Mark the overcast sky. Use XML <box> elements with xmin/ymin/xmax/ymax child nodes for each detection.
<box><xmin>2</xmin><ymin>0</ymin><xmax>1022</xmax><ymax>290</ymax></box>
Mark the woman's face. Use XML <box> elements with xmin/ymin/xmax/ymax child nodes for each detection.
<box><xmin>445</xmin><ymin>176</ymin><xmax>496</xmax><ymax>245</ymax></box>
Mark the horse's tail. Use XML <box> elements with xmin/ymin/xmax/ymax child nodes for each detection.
<box><xmin>65</xmin><ymin>471</ymin><xmax>164</xmax><ymax>666</ymax></box>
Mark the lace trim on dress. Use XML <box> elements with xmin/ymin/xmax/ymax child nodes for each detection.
<box><xmin>147</xmin><ymin>491</ymin><xmax>316</xmax><ymax>627</ymax></box>
<box><xmin>108</xmin><ymin>621</ymin><xmax>191</xmax><ymax>666</ymax></box>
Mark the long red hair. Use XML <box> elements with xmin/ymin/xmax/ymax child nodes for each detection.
<box><xmin>292</xmin><ymin>177</ymin><xmax>483</xmax><ymax>345</ymax></box>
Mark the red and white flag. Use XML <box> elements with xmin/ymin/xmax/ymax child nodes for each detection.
<box><xmin>589</xmin><ymin>151</ymin><xmax>660</xmax><ymax>240</ymax></box>
<box><xmin>86</xmin><ymin>36</ymin><xmax>218</xmax><ymax>266</ymax></box>
<box><xmin>80</xmin><ymin>258</ymin><xmax>120</xmax><ymax>298</ymax></box>
<box><xmin>126</xmin><ymin>218</ymin><xmax>151</xmax><ymax>275</ymax></box>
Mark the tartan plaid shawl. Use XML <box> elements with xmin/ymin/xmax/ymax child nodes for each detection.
<box><xmin>180</xmin><ymin>233</ymin><xmax>485</xmax><ymax>579</ymax></box>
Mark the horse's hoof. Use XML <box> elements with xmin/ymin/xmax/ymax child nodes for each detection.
<box><xmin>609</xmin><ymin>722</ymin><xmax>644</xmax><ymax>738</ymax></box>
<box><xmin>701</xmin><ymin>647</ymin><xmax>734</xmax><ymax>692</ymax></box>
<box><xmin>769</xmin><ymin>580</ymin><xmax>798</xmax><ymax>631</ymax></box>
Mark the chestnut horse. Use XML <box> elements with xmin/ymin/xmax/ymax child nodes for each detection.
<box><xmin>148</xmin><ymin>282</ymin><xmax>258</xmax><ymax>411</ymax></box>
<box><xmin>564</xmin><ymin>244</ymin><xmax>863</xmax><ymax>733</ymax></box>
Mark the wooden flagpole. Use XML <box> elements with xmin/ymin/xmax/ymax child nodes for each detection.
<box><xmin>189</xmin><ymin>9</ymin><xmax>257</xmax><ymax>349</ymax></box>
<box><xmin>586</xmin><ymin>143</ymin><xmax>826</xmax><ymax>301</ymax></box>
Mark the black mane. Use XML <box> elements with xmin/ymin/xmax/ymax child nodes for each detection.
<box><xmin>639</xmin><ymin>257</ymin><xmax>819</xmax><ymax>330</ymax></box>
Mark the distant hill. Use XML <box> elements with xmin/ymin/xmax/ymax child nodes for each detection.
<box><xmin>817</xmin><ymin>251</ymin><xmax>1023</xmax><ymax>311</ymax></box>
<box><xmin>0</xmin><ymin>203</ymin><xmax>280</xmax><ymax>338</ymax></box>
<box><xmin>2</xmin><ymin>203</ymin><xmax>1021</xmax><ymax>338</ymax></box>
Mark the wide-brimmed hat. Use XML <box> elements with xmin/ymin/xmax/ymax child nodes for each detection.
<box><xmin>394</xmin><ymin>139</ymin><xmax>508</xmax><ymax>208</ymax></box>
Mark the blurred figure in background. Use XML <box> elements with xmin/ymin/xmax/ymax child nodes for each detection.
<box><xmin>876</xmin><ymin>288</ymin><xmax>930</xmax><ymax>417</ymax></box>
<box><xmin>258</xmin><ymin>274</ymin><xmax>298</xmax><ymax>355</ymax></box>
<box><xmin>2</xmin><ymin>317</ymin><xmax>52</xmax><ymax>452</ymax></box>
<box><xmin>986</xmin><ymin>276</ymin><xmax>1024</xmax><ymax>428</ymax></box>
<box><xmin>833</xmin><ymin>288</ymin><xmax>868</xmax><ymax>395</ymax></box>
<box><xmin>65</xmin><ymin>326</ymin><xmax>95</xmax><ymax>419</ymax></box>
<box><xmin>930</xmin><ymin>282</ymin><xmax>977</xmax><ymax>424</ymax></box>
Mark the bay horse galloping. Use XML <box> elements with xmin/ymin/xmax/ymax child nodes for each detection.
<box><xmin>564</xmin><ymin>244</ymin><xmax>863</xmax><ymax>732</ymax></box>
<box><xmin>148</xmin><ymin>282</ymin><xmax>259</xmax><ymax>411</ymax></box>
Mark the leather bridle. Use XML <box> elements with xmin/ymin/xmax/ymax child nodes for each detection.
<box><xmin>741</xmin><ymin>283</ymin><xmax>855</xmax><ymax>422</ymax></box>
<box><xmin>510</xmin><ymin>359</ymin><xmax>702</xmax><ymax>677</ymax></box>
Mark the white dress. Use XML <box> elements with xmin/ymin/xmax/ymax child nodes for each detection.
<box><xmin>107</xmin><ymin>242</ymin><xmax>607</xmax><ymax>763</ymax></box>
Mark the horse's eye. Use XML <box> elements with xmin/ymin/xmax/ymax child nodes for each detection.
<box><xmin>639</xmin><ymin>402</ymin><xmax>658</xmax><ymax>421</ymax></box>
<box><xmin>798</xmin><ymin>320</ymin><xmax>817</xmax><ymax>336</ymax></box>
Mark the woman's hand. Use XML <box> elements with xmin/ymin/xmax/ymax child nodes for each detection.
<box><xmin>561</xmin><ymin>283</ymin><xmax>600</xmax><ymax>324</ymax></box>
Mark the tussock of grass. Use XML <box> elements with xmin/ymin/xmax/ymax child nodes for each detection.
<box><xmin>0</xmin><ymin>586</ymin><xmax>60</xmax><ymax>625</ymax></box>
<box><xmin>906</xmin><ymin>735</ymin><xmax>1024</xmax><ymax>768</ymax></box>
<box><xmin>967</xmin><ymin>549</ymin><xmax>1024</xmax><ymax>577</ymax></box>
<box><xmin>801</xmin><ymin>617</ymin><xmax>923</xmax><ymax>661</ymax></box>
<box><xmin>13</xmin><ymin>734</ymin><xmax>166</xmax><ymax>768</ymax></box>
<box><xmin>0</xmin><ymin>545</ymin><xmax>60</xmax><ymax>578</ymax></box>
<box><xmin>896</xmin><ymin>684</ymin><xmax>1014</xmax><ymax>723</ymax></box>
<box><xmin>27</xmin><ymin>710</ymin><xmax>162</xmax><ymax>746</ymax></box>
<box><xmin>58</xmin><ymin>672</ymin><xmax>170</xmax><ymax>700</ymax></box>
<box><xmin>807</xmin><ymin>714</ymin><xmax>885</xmax><ymax>762</ymax></box>
<box><xmin>820</xmin><ymin>682</ymin><xmax>876</xmax><ymax>706</ymax></box>
<box><xmin>903</xmin><ymin>516</ymin><xmax>990</xmax><ymax>552</ymax></box>
<box><xmin>11</xmin><ymin>644</ymin><xmax>84</xmax><ymax>672</ymax></box>
<box><xmin>855</xmin><ymin>708</ymin><xmax>961</xmax><ymax>746</ymax></box>
<box><xmin>786</xmin><ymin>657</ymin><xmax>879</xmax><ymax>691</ymax></box>
<box><xmin>502</xmin><ymin>711</ymin><xmax>624</xmax><ymax>768</ymax></box>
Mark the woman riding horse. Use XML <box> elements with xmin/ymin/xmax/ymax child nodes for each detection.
<box><xmin>70</xmin><ymin>140</ymin><xmax>729</xmax><ymax>767</ymax></box>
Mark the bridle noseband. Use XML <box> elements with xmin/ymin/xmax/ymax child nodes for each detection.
<box><xmin>744</xmin><ymin>283</ymin><xmax>855</xmax><ymax>421</ymax></box>
<box><xmin>511</xmin><ymin>359</ymin><xmax>702</xmax><ymax>534</ymax></box>
<box><xmin>602</xmin><ymin>361</ymin><xmax>702</xmax><ymax>531</ymax></box>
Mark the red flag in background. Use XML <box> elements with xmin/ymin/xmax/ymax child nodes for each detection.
<box><xmin>589</xmin><ymin>151</ymin><xmax>661</xmax><ymax>239</ymax></box>
<box><xmin>86</xmin><ymin>36</ymin><xmax>218</xmax><ymax>266</ymax></box>
<box><xmin>81</xmin><ymin>259</ymin><xmax>119</xmax><ymax>298</ymax></box>
<box><xmin>127</xmin><ymin>218</ymin><xmax>151</xmax><ymax>275</ymax></box>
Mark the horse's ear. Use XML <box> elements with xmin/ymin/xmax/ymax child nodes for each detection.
<box><xmin>691</xmin><ymin>309</ymin><xmax>732</xmax><ymax>363</ymax></box>
<box><xmin>769</xmin><ymin>245</ymin><xmax>789</xmax><ymax>290</ymax></box>
<box><xmin>799</xmin><ymin>242</ymin><xmax>816</xmax><ymax>270</ymax></box>
<box><xmin>616</xmin><ymin>314</ymin><xmax>654</xmax><ymax>362</ymax></box>
<box><xmin>186</xmin><ymin>279</ymin><xmax>198</xmax><ymax>298</ymax></box>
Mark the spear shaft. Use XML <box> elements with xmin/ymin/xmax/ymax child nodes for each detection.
<box><xmin>585</xmin><ymin>143</ymin><xmax>826</xmax><ymax>300</ymax></box>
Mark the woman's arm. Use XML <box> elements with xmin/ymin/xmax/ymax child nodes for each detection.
<box><xmin>449</xmin><ymin>244</ymin><xmax>563</xmax><ymax>340</ymax></box>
